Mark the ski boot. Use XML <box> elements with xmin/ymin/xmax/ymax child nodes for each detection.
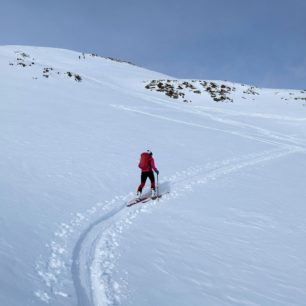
<box><xmin>151</xmin><ymin>188</ymin><xmax>157</xmax><ymax>198</ymax></box>
<box><xmin>136</xmin><ymin>191</ymin><xmax>142</xmax><ymax>200</ymax></box>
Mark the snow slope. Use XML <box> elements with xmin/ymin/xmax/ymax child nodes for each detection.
<box><xmin>1</xmin><ymin>45</ymin><xmax>306</xmax><ymax>306</ymax></box>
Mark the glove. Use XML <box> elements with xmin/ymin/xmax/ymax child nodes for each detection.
<box><xmin>156</xmin><ymin>169</ymin><xmax>159</xmax><ymax>175</ymax></box>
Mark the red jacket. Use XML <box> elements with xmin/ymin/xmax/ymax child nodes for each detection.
<box><xmin>138</xmin><ymin>154</ymin><xmax>158</xmax><ymax>172</ymax></box>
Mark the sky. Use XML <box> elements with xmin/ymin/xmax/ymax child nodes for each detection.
<box><xmin>1</xmin><ymin>0</ymin><xmax>306</xmax><ymax>89</ymax></box>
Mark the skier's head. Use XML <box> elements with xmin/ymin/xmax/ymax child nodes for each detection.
<box><xmin>146</xmin><ymin>150</ymin><xmax>153</xmax><ymax>156</ymax></box>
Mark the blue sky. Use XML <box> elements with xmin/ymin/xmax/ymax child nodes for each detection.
<box><xmin>1</xmin><ymin>0</ymin><xmax>305</xmax><ymax>89</ymax></box>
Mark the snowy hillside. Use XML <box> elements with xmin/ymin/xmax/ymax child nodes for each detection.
<box><xmin>1</xmin><ymin>45</ymin><xmax>306</xmax><ymax>306</ymax></box>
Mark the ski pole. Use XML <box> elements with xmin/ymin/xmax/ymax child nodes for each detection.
<box><xmin>157</xmin><ymin>173</ymin><xmax>159</xmax><ymax>199</ymax></box>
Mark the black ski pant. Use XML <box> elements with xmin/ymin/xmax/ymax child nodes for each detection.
<box><xmin>138</xmin><ymin>170</ymin><xmax>155</xmax><ymax>192</ymax></box>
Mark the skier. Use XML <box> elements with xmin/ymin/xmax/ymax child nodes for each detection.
<box><xmin>137</xmin><ymin>150</ymin><xmax>159</xmax><ymax>198</ymax></box>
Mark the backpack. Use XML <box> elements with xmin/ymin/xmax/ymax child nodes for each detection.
<box><xmin>138</xmin><ymin>152</ymin><xmax>152</xmax><ymax>171</ymax></box>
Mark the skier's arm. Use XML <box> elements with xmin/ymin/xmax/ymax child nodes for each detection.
<box><xmin>150</xmin><ymin>158</ymin><xmax>159</xmax><ymax>174</ymax></box>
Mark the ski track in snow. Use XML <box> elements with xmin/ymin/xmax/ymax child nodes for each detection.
<box><xmin>35</xmin><ymin>147</ymin><xmax>301</xmax><ymax>305</ymax></box>
<box><xmin>112</xmin><ymin>102</ymin><xmax>306</xmax><ymax>151</ymax></box>
<box><xmin>35</xmin><ymin>100</ymin><xmax>305</xmax><ymax>305</ymax></box>
<box><xmin>82</xmin><ymin>147</ymin><xmax>300</xmax><ymax>306</ymax></box>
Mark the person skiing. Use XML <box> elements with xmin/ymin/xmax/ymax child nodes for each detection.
<box><xmin>137</xmin><ymin>150</ymin><xmax>159</xmax><ymax>198</ymax></box>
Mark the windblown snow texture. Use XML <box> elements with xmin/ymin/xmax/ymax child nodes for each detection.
<box><xmin>1</xmin><ymin>46</ymin><xmax>306</xmax><ymax>306</ymax></box>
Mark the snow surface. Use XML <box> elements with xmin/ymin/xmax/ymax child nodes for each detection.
<box><xmin>1</xmin><ymin>45</ymin><xmax>306</xmax><ymax>306</ymax></box>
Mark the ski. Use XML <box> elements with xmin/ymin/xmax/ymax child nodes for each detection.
<box><xmin>127</xmin><ymin>192</ymin><xmax>169</xmax><ymax>207</ymax></box>
<box><xmin>127</xmin><ymin>195</ymin><xmax>151</xmax><ymax>207</ymax></box>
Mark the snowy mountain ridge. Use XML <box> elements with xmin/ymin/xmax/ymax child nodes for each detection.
<box><xmin>1</xmin><ymin>45</ymin><xmax>306</xmax><ymax>306</ymax></box>
<box><xmin>3</xmin><ymin>45</ymin><xmax>306</xmax><ymax>107</ymax></box>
